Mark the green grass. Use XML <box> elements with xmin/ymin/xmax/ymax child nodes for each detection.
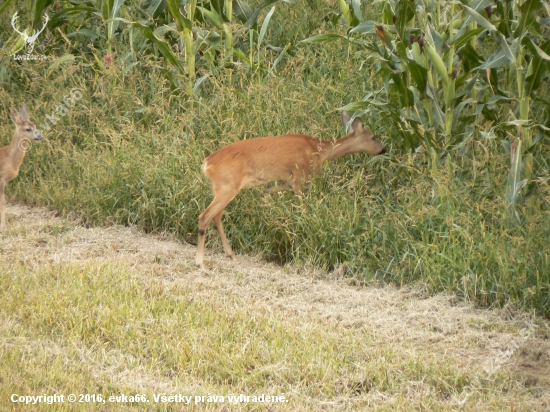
<box><xmin>0</xmin><ymin>0</ymin><xmax>549</xmax><ymax>320</ymax></box>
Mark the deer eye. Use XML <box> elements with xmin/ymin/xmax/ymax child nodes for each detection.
<box><xmin>25</xmin><ymin>128</ymin><xmax>32</xmax><ymax>132</ymax></box>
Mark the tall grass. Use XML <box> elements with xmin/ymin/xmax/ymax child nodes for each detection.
<box><xmin>1</xmin><ymin>2</ymin><xmax>549</xmax><ymax>317</ymax></box>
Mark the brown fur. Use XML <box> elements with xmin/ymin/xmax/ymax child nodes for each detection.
<box><xmin>0</xmin><ymin>106</ymin><xmax>43</xmax><ymax>230</ymax></box>
<box><xmin>195</xmin><ymin>111</ymin><xmax>385</xmax><ymax>268</ymax></box>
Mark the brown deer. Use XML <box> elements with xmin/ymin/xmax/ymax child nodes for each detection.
<box><xmin>0</xmin><ymin>105</ymin><xmax>43</xmax><ymax>230</ymax></box>
<box><xmin>195</xmin><ymin>111</ymin><xmax>386</xmax><ymax>269</ymax></box>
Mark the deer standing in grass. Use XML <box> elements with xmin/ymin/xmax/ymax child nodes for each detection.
<box><xmin>195</xmin><ymin>111</ymin><xmax>386</xmax><ymax>269</ymax></box>
<box><xmin>0</xmin><ymin>106</ymin><xmax>43</xmax><ymax>230</ymax></box>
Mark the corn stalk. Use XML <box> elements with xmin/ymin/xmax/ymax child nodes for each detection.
<box><xmin>303</xmin><ymin>0</ymin><xmax>550</xmax><ymax>216</ymax></box>
<box><xmin>167</xmin><ymin>0</ymin><xmax>196</xmax><ymax>95</ymax></box>
<box><xmin>318</xmin><ymin>0</ymin><xmax>494</xmax><ymax>149</ymax></box>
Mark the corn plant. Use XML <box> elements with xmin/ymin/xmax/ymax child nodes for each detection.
<box><xmin>195</xmin><ymin>0</ymin><xmax>294</xmax><ymax>61</ymax></box>
<box><xmin>487</xmin><ymin>0</ymin><xmax>550</xmax><ymax>216</ymax></box>
<box><xmin>339</xmin><ymin>0</ymin><xmax>362</xmax><ymax>28</ymax></box>
<box><xmin>7</xmin><ymin>0</ymin><xmax>128</xmax><ymax>62</ymax></box>
<box><xmin>6</xmin><ymin>0</ymin><xmax>52</xmax><ymax>55</ymax></box>
<box><xmin>117</xmin><ymin>0</ymin><xmax>291</xmax><ymax>94</ymax></box>
<box><xmin>99</xmin><ymin>0</ymin><xmax>126</xmax><ymax>53</ymax></box>
<box><xmin>229</xmin><ymin>5</ymin><xmax>292</xmax><ymax>81</ymax></box>
<box><xmin>5</xmin><ymin>0</ymin><xmax>53</xmax><ymax>27</ymax></box>
<box><xmin>304</xmin><ymin>0</ymin><xmax>550</xmax><ymax>216</ymax></box>
<box><xmin>167</xmin><ymin>0</ymin><xmax>197</xmax><ymax>93</ymax></box>
<box><xmin>54</xmin><ymin>0</ymin><xmax>126</xmax><ymax>54</ymax></box>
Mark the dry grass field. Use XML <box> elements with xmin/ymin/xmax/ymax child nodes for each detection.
<box><xmin>1</xmin><ymin>203</ymin><xmax>549</xmax><ymax>411</ymax></box>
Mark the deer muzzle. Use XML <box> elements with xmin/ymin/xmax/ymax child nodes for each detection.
<box><xmin>33</xmin><ymin>130</ymin><xmax>43</xmax><ymax>141</ymax></box>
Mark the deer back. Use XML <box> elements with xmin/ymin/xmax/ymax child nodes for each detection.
<box><xmin>202</xmin><ymin>134</ymin><xmax>322</xmax><ymax>189</ymax></box>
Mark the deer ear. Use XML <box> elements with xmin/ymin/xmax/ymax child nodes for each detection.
<box><xmin>20</xmin><ymin>105</ymin><xmax>29</xmax><ymax>122</ymax></box>
<box><xmin>351</xmin><ymin>117</ymin><xmax>364</xmax><ymax>133</ymax></box>
<box><xmin>11</xmin><ymin>108</ymin><xmax>21</xmax><ymax>124</ymax></box>
<box><xmin>341</xmin><ymin>111</ymin><xmax>352</xmax><ymax>129</ymax></box>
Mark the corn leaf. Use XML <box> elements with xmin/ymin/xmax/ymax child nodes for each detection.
<box><xmin>258</xmin><ymin>6</ymin><xmax>275</xmax><ymax>45</ymax></box>
<box><xmin>522</xmin><ymin>37</ymin><xmax>550</xmax><ymax>61</ymax></box>
<box><xmin>455</xmin><ymin>0</ymin><xmax>492</xmax><ymax>36</ymax></box>
<box><xmin>147</xmin><ymin>0</ymin><xmax>165</xmax><ymax>18</ymax></box>
<box><xmin>351</xmin><ymin>0</ymin><xmax>362</xmax><ymax>22</ymax></box>
<box><xmin>109</xmin><ymin>0</ymin><xmax>125</xmax><ymax>40</ymax></box>
<box><xmin>270</xmin><ymin>43</ymin><xmax>291</xmax><ymax>71</ymax></box>
<box><xmin>523</xmin><ymin>37</ymin><xmax>550</xmax><ymax>96</ymax></box>
<box><xmin>30</xmin><ymin>0</ymin><xmax>53</xmax><ymax>28</ymax></box>
<box><xmin>395</xmin><ymin>0</ymin><xmax>415</xmax><ymax>41</ymax></box>
<box><xmin>479</xmin><ymin>47</ymin><xmax>513</xmax><ymax>69</ymax></box>
<box><xmin>232</xmin><ymin>0</ymin><xmax>253</xmax><ymax>24</ymax></box>
<box><xmin>209</xmin><ymin>0</ymin><xmax>225</xmax><ymax>20</ymax></box>
<box><xmin>47</xmin><ymin>5</ymin><xmax>98</xmax><ymax>31</ymax></box>
<box><xmin>338</xmin><ymin>0</ymin><xmax>352</xmax><ymax>27</ymax></box>
<box><xmin>167</xmin><ymin>0</ymin><xmax>192</xmax><ymax>31</ymax></box>
<box><xmin>514</xmin><ymin>0</ymin><xmax>540</xmax><ymax>37</ymax></box>
<box><xmin>301</xmin><ymin>33</ymin><xmax>345</xmax><ymax>43</ymax></box>
<box><xmin>391</xmin><ymin>72</ymin><xmax>414</xmax><ymax>108</ymax></box>
<box><xmin>197</xmin><ymin>6</ymin><xmax>225</xmax><ymax>30</ymax></box>
<box><xmin>193</xmin><ymin>75</ymin><xmax>209</xmax><ymax>94</ymax></box>
<box><xmin>232</xmin><ymin>48</ymin><xmax>251</xmax><ymax>63</ymax></box>
<box><xmin>120</xmin><ymin>19</ymin><xmax>186</xmax><ymax>75</ymax></box>
<box><xmin>0</xmin><ymin>0</ymin><xmax>15</xmax><ymax>14</ymax></box>
<box><xmin>506</xmin><ymin>138</ymin><xmax>526</xmax><ymax>217</ymax></box>
<box><xmin>461</xmin><ymin>3</ymin><xmax>497</xmax><ymax>32</ymax></box>
<box><xmin>408</xmin><ymin>60</ymin><xmax>428</xmax><ymax>94</ymax></box>
<box><xmin>338</xmin><ymin>100</ymin><xmax>373</xmax><ymax>112</ymax></box>
<box><xmin>452</xmin><ymin>28</ymin><xmax>484</xmax><ymax>49</ymax></box>
<box><xmin>351</xmin><ymin>20</ymin><xmax>376</xmax><ymax>34</ymax></box>
<box><xmin>244</xmin><ymin>0</ymin><xmax>286</xmax><ymax>29</ymax></box>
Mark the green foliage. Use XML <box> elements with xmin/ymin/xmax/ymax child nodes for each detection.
<box><xmin>2</xmin><ymin>0</ymin><xmax>292</xmax><ymax>95</ymax></box>
<box><xmin>304</xmin><ymin>0</ymin><xmax>550</xmax><ymax>218</ymax></box>
<box><xmin>0</xmin><ymin>0</ymin><xmax>549</xmax><ymax>317</ymax></box>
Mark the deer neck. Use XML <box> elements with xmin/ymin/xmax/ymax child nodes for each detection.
<box><xmin>319</xmin><ymin>134</ymin><xmax>358</xmax><ymax>163</ymax></box>
<box><xmin>7</xmin><ymin>132</ymin><xmax>29</xmax><ymax>170</ymax></box>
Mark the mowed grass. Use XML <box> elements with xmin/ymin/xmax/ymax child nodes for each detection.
<box><xmin>1</xmin><ymin>1</ymin><xmax>549</xmax><ymax>319</ymax></box>
<box><xmin>1</xmin><ymin>250</ymin><xmax>545</xmax><ymax>411</ymax></box>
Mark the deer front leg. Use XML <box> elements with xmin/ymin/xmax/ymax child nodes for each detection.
<box><xmin>196</xmin><ymin>187</ymin><xmax>238</xmax><ymax>269</ymax></box>
<box><xmin>213</xmin><ymin>211</ymin><xmax>235</xmax><ymax>260</ymax></box>
<box><xmin>265</xmin><ymin>182</ymin><xmax>293</xmax><ymax>194</ymax></box>
<box><xmin>291</xmin><ymin>172</ymin><xmax>305</xmax><ymax>197</ymax></box>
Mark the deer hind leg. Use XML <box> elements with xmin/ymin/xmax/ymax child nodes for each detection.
<box><xmin>196</xmin><ymin>187</ymin><xmax>238</xmax><ymax>268</ymax></box>
<box><xmin>291</xmin><ymin>170</ymin><xmax>307</xmax><ymax>196</ymax></box>
<box><xmin>213</xmin><ymin>211</ymin><xmax>235</xmax><ymax>259</ymax></box>
<box><xmin>0</xmin><ymin>181</ymin><xmax>6</xmax><ymax>231</ymax></box>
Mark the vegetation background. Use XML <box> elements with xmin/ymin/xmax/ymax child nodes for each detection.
<box><xmin>0</xmin><ymin>0</ymin><xmax>549</xmax><ymax>316</ymax></box>
<box><xmin>1</xmin><ymin>0</ymin><xmax>550</xmax><ymax>410</ymax></box>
